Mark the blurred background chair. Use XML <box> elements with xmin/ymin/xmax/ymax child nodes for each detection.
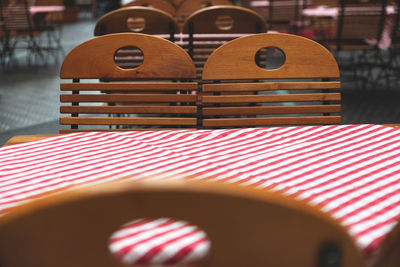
<box><xmin>28</xmin><ymin>0</ymin><xmax>65</xmax><ymax>64</ymax></box>
<box><xmin>122</xmin><ymin>0</ymin><xmax>176</xmax><ymax>16</ymax></box>
<box><xmin>59</xmin><ymin>33</ymin><xmax>198</xmax><ymax>133</ymax></box>
<box><xmin>182</xmin><ymin>5</ymin><xmax>266</xmax><ymax>79</ymax></box>
<box><xmin>310</xmin><ymin>0</ymin><xmax>389</xmax><ymax>86</ymax></box>
<box><xmin>246</xmin><ymin>0</ymin><xmax>312</xmax><ymax>36</ymax></box>
<box><xmin>0</xmin><ymin>180</ymin><xmax>365</xmax><ymax>267</ymax></box>
<box><xmin>201</xmin><ymin>33</ymin><xmax>341</xmax><ymax>128</ymax></box>
<box><xmin>0</xmin><ymin>0</ymin><xmax>64</xmax><ymax>67</ymax></box>
<box><xmin>176</xmin><ymin>0</ymin><xmax>233</xmax><ymax>24</ymax></box>
<box><xmin>0</xmin><ymin>0</ymin><xmax>43</xmax><ymax>67</ymax></box>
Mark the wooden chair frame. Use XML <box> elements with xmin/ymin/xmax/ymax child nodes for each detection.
<box><xmin>201</xmin><ymin>33</ymin><xmax>341</xmax><ymax>128</ymax></box>
<box><xmin>0</xmin><ymin>179</ymin><xmax>365</xmax><ymax>267</ymax></box>
<box><xmin>181</xmin><ymin>5</ymin><xmax>267</xmax><ymax>77</ymax></box>
<box><xmin>375</xmin><ymin>220</ymin><xmax>400</xmax><ymax>267</ymax></box>
<box><xmin>333</xmin><ymin>0</ymin><xmax>388</xmax><ymax>51</ymax></box>
<box><xmin>59</xmin><ymin>33</ymin><xmax>198</xmax><ymax>133</ymax></box>
<box><xmin>94</xmin><ymin>6</ymin><xmax>179</xmax><ymax>42</ymax></box>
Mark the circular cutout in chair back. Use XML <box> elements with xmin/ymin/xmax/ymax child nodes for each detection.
<box><xmin>215</xmin><ymin>15</ymin><xmax>234</xmax><ymax>31</ymax></box>
<box><xmin>255</xmin><ymin>47</ymin><xmax>285</xmax><ymax>70</ymax></box>
<box><xmin>108</xmin><ymin>218</ymin><xmax>211</xmax><ymax>265</ymax></box>
<box><xmin>127</xmin><ymin>17</ymin><xmax>146</xmax><ymax>32</ymax></box>
<box><xmin>114</xmin><ymin>46</ymin><xmax>144</xmax><ymax>70</ymax></box>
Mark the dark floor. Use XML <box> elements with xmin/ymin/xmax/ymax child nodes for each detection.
<box><xmin>0</xmin><ymin>19</ymin><xmax>95</xmax><ymax>146</ymax></box>
<box><xmin>0</xmin><ymin>19</ymin><xmax>399</xmax><ymax>146</ymax></box>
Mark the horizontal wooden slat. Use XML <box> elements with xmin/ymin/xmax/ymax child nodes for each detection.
<box><xmin>114</xmin><ymin>58</ymin><xmax>144</xmax><ymax>63</ymax></box>
<box><xmin>181</xmin><ymin>35</ymin><xmax>247</xmax><ymax>41</ymax></box>
<box><xmin>182</xmin><ymin>43</ymin><xmax>223</xmax><ymax>49</ymax></box>
<box><xmin>60</xmin><ymin>128</ymin><xmax>197</xmax><ymax>133</ymax></box>
<box><xmin>203</xmin><ymin>116</ymin><xmax>342</xmax><ymax>127</ymax></box>
<box><xmin>61</xmin><ymin>83</ymin><xmax>198</xmax><ymax>91</ymax></box>
<box><xmin>60</xmin><ymin>117</ymin><xmax>197</xmax><ymax>126</ymax></box>
<box><xmin>203</xmin><ymin>105</ymin><xmax>341</xmax><ymax>115</ymax></box>
<box><xmin>202</xmin><ymin>93</ymin><xmax>341</xmax><ymax>103</ymax></box>
<box><xmin>60</xmin><ymin>94</ymin><xmax>197</xmax><ymax>103</ymax></box>
<box><xmin>190</xmin><ymin>54</ymin><xmax>267</xmax><ymax>61</ymax></box>
<box><xmin>115</xmin><ymin>50</ymin><xmax>144</xmax><ymax>55</ymax></box>
<box><xmin>60</xmin><ymin>106</ymin><xmax>197</xmax><ymax>114</ymax></box>
<box><xmin>203</xmin><ymin>82</ymin><xmax>341</xmax><ymax>92</ymax></box>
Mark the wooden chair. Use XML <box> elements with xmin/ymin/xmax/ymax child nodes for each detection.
<box><xmin>324</xmin><ymin>0</ymin><xmax>388</xmax><ymax>52</ymax></box>
<box><xmin>182</xmin><ymin>5</ymin><xmax>266</xmax><ymax>78</ymax></box>
<box><xmin>94</xmin><ymin>6</ymin><xmax>180</xmax><ymax>70</ymax></box>
<box><xmin>0</xmin><ymin>179</ymin><xmax>365</xmax><ymax>267</ymax></box>
<box><xmin>176</xmin><ymin>0</ymin><xmax>233</xmax><ymax>24</ymax></box>
<box><xmin>315</xmin><ymin>0</ymin><xmax>389</xmax><ymax>86</ymax></box>
<box><xmin>201</xmin><ymin>33</ymin><xmax>341</xmax><ymax>128</ymax></box>
<box><xmin>0</xmin><ymin>0</ymin><xmax>64</xmax><ymax>66</ymax></box>
<box><xmin>59</xmin><ymin>33</ymin><xmax>198</xmax><ymax>133</ymax></box>
<box><xmin>0</xmin><ymin>0</ymin><xmax>43</xmax><ymax>66</ymax></box>
<box><xmin>248</xmin><ymin>0</ymin><xmax>311</xmax><ymax>34</ymax></box>
<box><xmin>94</xmin><ymin>6</ymin><xmax>179</xmax><ymax>42</ymax></box>
<box><xmin>122</xmin><ymin>0</ymin><xmax>177</xmax><ymax>16</ymax></box>
<box><xmin>374</xmin><ymin>221</ymin><xmax>400</xmax><ymax>267</ymax></box>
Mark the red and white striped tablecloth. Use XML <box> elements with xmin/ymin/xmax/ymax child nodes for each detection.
<box><xmin>1</xmin><ymin>124</ymin><xmax>400</xmax><ymax>265</ymax></box>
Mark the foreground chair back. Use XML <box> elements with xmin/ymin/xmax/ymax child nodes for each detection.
<box><xmin>94</xmin><ymin>6</ymin><xmax>179</xmax><ymax>42</ymax></box>
<box><xmin>375</xmin><ymin>221</ymin><xmax>400</xmax><ymax>267</ymax></box>
<box><xmin>182</xmin><ymin>5</ymin><xmax>266</xmax><ymax>78</ymax></box>
<box><xmin>0</xmin><ymin>180</ymin><xmax>365</xmax><ymax>267</ymax></box>
<box><xmin>201</xmin><ymin>33</ymin><xmax>341</xmax><ymax>128</ymax></box>
<box><xmin>122</xmin><ymin>0</ymin><xmax>176</xmax><ymax>16</ymax></box>
<box><xmin>59</xmin><ymin>33</ymin><xmax>198</xmax><ymax>133</ymax></box>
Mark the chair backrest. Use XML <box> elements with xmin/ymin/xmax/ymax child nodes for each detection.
<box><xmin>391</xmin><ymin>0</ymin><xmax>400</xmax><ymax>47</ymax></box>
<box><xmin>0</xmin><ymin>179</ymin><xmax>365</xmax><ymax>267</ymax></box>
<box><xmin>59</xmin><ymin>33</ymin><xmax>198</xmax><ymax>133</ymax></box>
<box><xmin>176</xmin><ymin>0</ymin><xmax>233</xmax><ymax>21</ymax></box>
<box><xmin>122</xmin><ymin>0</ymin><xmax>176</xmax><ymax>16</ymax></box>
<box><xmin>250</xmin><ymin>0</ymin><xmax>311</xmax><ymax>33</ymax></box>
<box><xmin>334</xmin><ymin>0</ymin><xmax>388</xmax><ymax>50</ymax></box>
<box><xmin>374</xmin><ymin>221</ymin><xmax>400</xmax><ymax>267</ymax></box>
<box><xmin>1</xmin><ymin>0</ymin><xmax>32</xmax><ymax>31</ymax></box>
<box><xmin>201</xmin><ymin>33</ymin><xmax>341</xmax><ymax>128</ymax></box>
<box><xmin>182</xmin><ymin>5</ymin><xmax>266</xmax><ymax>78</ymax></box>
<box><xmin>94</xmin><ymin>6</ymin><xmax>179</xmax><ymax>40</ymax></box>
<box><xmin>33</xmin><ymin>0</ymin><xmax>63</xmax><ymax>5</ymax></box>
<box><xmin>309</xmin><ymin>0</ymin><xmax>338</xmax><ymax>6</ymax></box>
<box><xmin>182</xmin><ymin>5</ymin><xmax>266</xmax><ymax>33</ymax></box>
